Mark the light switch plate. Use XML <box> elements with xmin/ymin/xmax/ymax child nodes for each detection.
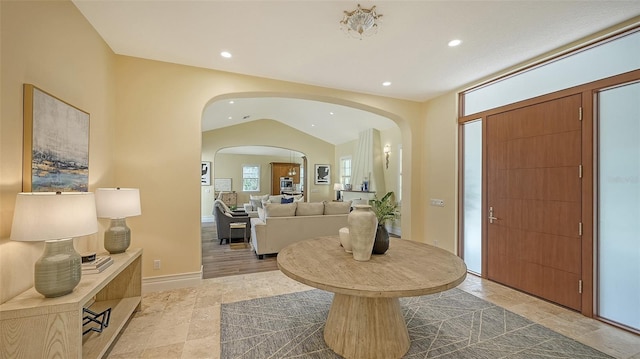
<box><xmin>430</xmin><ymin>199</ymin><xmax>445</xmax><ymax>207</ymax></box>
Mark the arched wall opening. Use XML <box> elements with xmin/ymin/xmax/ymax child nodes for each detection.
<box><xmin>200</xmin><ymin>92</ymin><xmax>411</xmax><ymax>238</ymax></box>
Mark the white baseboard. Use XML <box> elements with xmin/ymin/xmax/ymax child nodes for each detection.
<box><xmin>142</xmin><ymin>268</ymin><xmax>203</xmax><ymax>293</ymax></box>
<box><xmin>202</xmin><ymin>215</ymin><xmax>214</xmax><ymax>223</ymax></box>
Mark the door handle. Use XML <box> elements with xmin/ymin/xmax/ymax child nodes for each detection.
<box><xmin>489</xmin><ymin>206</ymin><xmax>499</xmax><ymax>224</ymax></box>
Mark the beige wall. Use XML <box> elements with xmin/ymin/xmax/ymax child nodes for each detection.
<box><xmin>421</xmin><ymin>94</ymin><xmax>459</xmax><ymax>253</ymax></box>
<box><xmin>0</xmin><ymin>1</ymin><xmax>116</xmax><ymax>303</ymax></box>
<box><xmin>380</xmin><ymin>127</ymin><xmax>403</xmax><ymax>199</ymax></box>
<box><xmin>112</xmin><ymin>57</ymin><xmax>423</xmax><ymax>283</ymax></box>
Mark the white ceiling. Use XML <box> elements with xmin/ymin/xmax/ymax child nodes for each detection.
<box><xmin>202</xmin><ymin>97</ymin><xmax>397</xmax><ymax>145</ymax></box>
<box><xmin>218</xmin><ymin>145</ymin><xmax>304</xmax><ymax>157</ymax></box>
<box><xmin>72</xmin><ymin>1</ymin><xmax>640</xmax><ymax>143</ymax></box>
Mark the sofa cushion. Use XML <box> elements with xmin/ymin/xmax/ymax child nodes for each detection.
<box><xmin>324</xmin><ymin>201</ymin><xmax>352</xmax><ymax>215</ymax></box>
<box><xmin>296</xmin><ymin>202</ymin><xmax>325</xmax><ymax>216</ymax></box>
<box><xmin>264</xmin><ymin>202</ymin><xmax>297</xmax><ymax>217</ymax></box>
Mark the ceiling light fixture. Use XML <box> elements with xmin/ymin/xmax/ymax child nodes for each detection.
<box><xmin>382</xmin><ymin>81</ymin><xmax>392</xmax><ymax>87</ymax></box>
<box><xmin>340</xmin><ymin>4</ymin><xmax>382</xmax><ymax>39</ymax></box>
<box><xmin>220</xmin><ymin>51</ymin><xmax>232</xmax><ymax>58</ymax></box>
<box><xmin>448</xmin><ymin>39</ymin><xmax>462</xmax><ymax>47</ymax></box>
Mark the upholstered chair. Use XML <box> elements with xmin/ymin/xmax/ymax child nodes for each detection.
<box><xmin>213</xmin><ymin>200</ymin><xmax>251</xmax><ymax>244</ymax></box>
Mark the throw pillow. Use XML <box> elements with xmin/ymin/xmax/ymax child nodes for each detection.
<box><xmin>257</xmin><ymin>207</ymin><xmax>266</xmax><ymax>221</ymax></box>
<box><xmin>324</xmin><ymin>200</ymin><xmax>352</xmax><ymax>215</ymax></box>
<box><xmin>264</xmin><ymin>203</ymin><xmax>297</xmax><ymax>217</ymax></box>
<box><xmin>249</xmin><ymin>198</ymin><xmax>262</xmax><ymax>210</ymax></box>
<box><xmin>283</xmin><ymin>194</ymin><xmax>304</xmax><ymax>202</ymax></box>
<box><xmin>281</xmin><ymin>197</ymin><xmax>294</xmax><ymax>204</ymax></box>
<box><xmin>296</xmin><ymin>202</ymin><xmax>325</xmax><ymax>216</ymax></box>
<box><xmin>268</xmin><ymin>195</ymin><xmax>283</xmax><ymax>204</ymax></box>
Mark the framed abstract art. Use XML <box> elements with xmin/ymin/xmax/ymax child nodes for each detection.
<box><xmin>23</xmin><ymin>84</ymin><xmax>90</xmax><ymax>192</ymax></box>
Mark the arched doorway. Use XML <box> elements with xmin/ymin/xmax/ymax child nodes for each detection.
<box><xmin>200</xmin><ymin>94</ymin><xmax>404</xmax><ymax>278</ymax></box>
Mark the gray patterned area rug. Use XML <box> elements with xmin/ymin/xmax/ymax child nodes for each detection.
<box><xmin>220</xmin><ymin>288</ymin><xmax>612</xmax><ymax>359</ymax></box>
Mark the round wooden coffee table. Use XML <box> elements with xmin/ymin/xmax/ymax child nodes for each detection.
<box><xmin>277</xmin><ymin>236</ymin><xmax>467</xmax><ymax>359</ymax></box>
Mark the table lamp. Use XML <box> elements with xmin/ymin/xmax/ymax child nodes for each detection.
<box><xmin>95</xmin><ymin>188</ymin><xmax>141</xmax><ymax>254</ymax></box>
<box><xmin>334</xmin><ymin>183</ymin><xmax>344</xmax><ymax>201</ymax></box>
<box><xmin>10</xmin><ymin>192</ymin><xmax>98</xmax><ymax>298</ymax></box>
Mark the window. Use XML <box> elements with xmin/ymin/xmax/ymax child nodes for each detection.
<box><xmin>462</xmin><ymin>29</ymin><xmax>640</xmax><ymax>116</ymax></box>
<box><xmin>340</xmin><ymin>156</ymin><xmax>352</xmax><ymax>185</ymax></box>
<box><xmin>242</xmin><ymin>164</ymin><xmax>260</xmax><ymax>192</ymax></box>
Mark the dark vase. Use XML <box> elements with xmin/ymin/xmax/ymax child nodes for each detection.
<box><xmin>372</xmin><ymin>224</ymin><xmax>390</xmax><ymax>254</ymax></box>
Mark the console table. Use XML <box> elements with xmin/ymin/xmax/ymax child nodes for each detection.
<box><xmin>0</xmin><ymin>248</ymin><xmax>142</xmax><ymax>359</ymax></box>
<box><xmin>277</xmin><ymin>237</ymin><xmax>466</xmax><ymax>359</ymax></box>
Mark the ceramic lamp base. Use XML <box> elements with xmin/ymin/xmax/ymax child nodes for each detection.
<box><xmin>104</xmin><ymin>218</ymin><xmax>131</xmax><ymax>254</ymax></box>
<box><xmin>34</xmin><ymin>238</ymin><xmax>82</xmax><ymax>298</ymax></box>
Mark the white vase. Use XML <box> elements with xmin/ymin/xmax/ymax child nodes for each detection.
<box><xmin>338</xmin><ymin>227</ymin><xmax>352</xmax><ymax>253</ymax></box>
<box><xmin>348</xmin><ymin>205</ymin><xmax>378</xmax><ymax>261</ymax></box>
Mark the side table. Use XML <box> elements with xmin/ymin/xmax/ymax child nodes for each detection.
<box><xmin>229</xmin><ymin>222</ymin><xmax>247</xmax><ymax>243</ymax></box>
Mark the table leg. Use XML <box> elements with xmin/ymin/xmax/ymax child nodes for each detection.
<box><xmin>324</xmin><ymin>294</ymin><xmax>410</xmax><ymax>359</ymax></box>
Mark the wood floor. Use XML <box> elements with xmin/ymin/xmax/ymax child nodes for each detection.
<box><xmin>201</xmin><ymin>221</ymin><xmax>277</xmax><ymax>279</ymax></box>
<box><xmin>201</xmin><ymin>221</ymin><xmax>400</xmax><ymax>279</ymax></box>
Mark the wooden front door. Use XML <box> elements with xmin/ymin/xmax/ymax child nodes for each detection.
<box><xmin>486</xmin><ymin>94</ymin><xmax>583</xmax><ymax>310</ymax></box>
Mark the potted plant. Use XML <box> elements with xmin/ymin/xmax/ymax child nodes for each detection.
<box><xmin>369</xmin><ymin>191</ymin><xmax>399</xmax><ymax>254</ymax></box>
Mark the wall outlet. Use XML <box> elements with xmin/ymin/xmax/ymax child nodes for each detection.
<box><xmin>430</xmin><ymin>199</ymin><xmax>445</xmax><ymax>207</ymax></box>
<box><xmin>153</xmin><ymin>259</ymin><xmax>161</xmax><ymax>270</ymax></box>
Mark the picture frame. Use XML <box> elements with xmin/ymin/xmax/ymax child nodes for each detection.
<box><xmin>314</xmin><ymin>164</ymin><xmax>330</xmax><ymax>185</ymax></box>
<box><xmin>23</xmin><ymin>84</ymin><xmax>90</xmax><ymax>192</ymax></box>
<box><xmin>201</xmin><ymin>161</ymin><xmax>211</xmax><ymax>185</ymax></box>
<box><xmin>214</xmin><ymin>178</ymin><xmax>232</xmax><ymax>192</ymax></box>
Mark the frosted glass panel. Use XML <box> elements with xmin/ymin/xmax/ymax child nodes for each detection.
<box><xmin>598</xmin><ymin>82</ymin><xmax>640</xmax><ymax>331</ymax></box>
<box><xmin>465</xmin><ymin>30</ymin><xmax>640</xmax><ymax>115</ymax></box>
<box><xmin>463</xmin><ymin>120</ymin><xmax>482</xmax><ymax>274</ymax></box>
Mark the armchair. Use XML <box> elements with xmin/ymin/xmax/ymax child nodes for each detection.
<box><xmin>213</xmin><ymin>200</ymin><xmax>251</xmax><ymax>244</ymax></box>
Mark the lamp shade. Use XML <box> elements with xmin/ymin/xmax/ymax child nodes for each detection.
<box><xmin>95</xmin><ymin>188</ymin><xmax>141</xmax><ymax>219</ymax></box>
<box><xmin>10</xmin><ymin>192</ymin><xmax>98</xmax><ymax>242</ymax></box>
<box><xmin>334</xmin><ymin>183</ymin><xmax>344</xmax><ymax>191</ymax></box>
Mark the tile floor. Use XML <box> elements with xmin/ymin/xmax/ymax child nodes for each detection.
<box><xmin>107</xmin><ymin>271</ymin><xmax>640</xmax><ymax>359</ymax></box>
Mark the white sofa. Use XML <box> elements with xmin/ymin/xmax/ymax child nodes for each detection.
<box><xmin>250</xmin><ymin>201</ymin><xmax>351</xmax><ymax>259</ymax></box>
<box><xmin>243</xmin><ymin>194</ymin><xmax>304</xmax><ymax>218</ymax></box>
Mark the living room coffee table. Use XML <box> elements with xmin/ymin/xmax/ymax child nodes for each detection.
<box><xmin>277</xmin><ymin>236</ymin><xmax>467</xmax><ymax>359</ymax></box>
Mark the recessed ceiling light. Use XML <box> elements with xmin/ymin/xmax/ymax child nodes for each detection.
<box><xmin>229</xmin><ymin>100</ymin><xmax>234</xmax><ymax>104</ymax></box>
<box><xmin>228</xmin><ymin>116</ymin><xmax>232</xmax><ymax>120</ymax></box>
<box><xmin>311</xmin><ymin>124</ymin><xmax>316</xmax><ymax>127</ymax></box>
<box><xmin>448</xmin><ymin>39</ymin><xmax>462</xmax><ymax>47</ymax></box>
<box><xmin>382</xmin><ymin>81</ymin><xmax>392</xmax><ymax>87</ymax></box>
<box><xmin>329</xmin><ymin>112</ymin><xmax>334</xmax><ymax>115</ymax></box>
<box><xmin>220</xmin><ymin>51</ymin><xmax>232</xmax><ymax>58</ymax></box>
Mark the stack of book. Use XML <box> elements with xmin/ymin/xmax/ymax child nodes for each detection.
<box><xmin>82</xmin><ymin>256</ymin><xmax>113</xmax><ymax>274</ymax></box>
